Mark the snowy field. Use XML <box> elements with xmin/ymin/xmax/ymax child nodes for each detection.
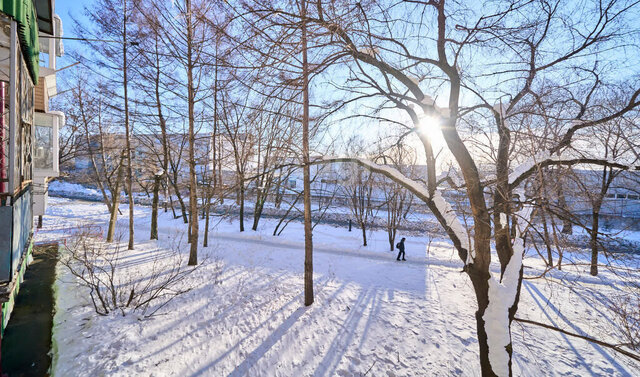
<box><xmin>35</xmin><ymin>197</ymin><xmax>640</xmax><ymax>376</ymax></box>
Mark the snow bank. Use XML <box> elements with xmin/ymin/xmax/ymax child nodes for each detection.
<box><xmin>48</xmin><ymin>180</ymin><xmax>101</xmax><ymax>197</ymax></box>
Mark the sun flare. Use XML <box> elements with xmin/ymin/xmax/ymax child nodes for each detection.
<box><xmin>417</xmin><ymin>115</ymin><xmax>441</xmax><ymax>135</ymax></box>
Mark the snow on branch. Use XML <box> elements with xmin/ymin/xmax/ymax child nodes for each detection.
<box><xmin>315</xmin><ymin>157</ymin><xmax>473</xmax><ymax>262</ymax></box>
<box><xmin>432</xmin><ymin>190</ymin><xmax>474</xmax><ymax>261</ymax></box>
<box><xmin>483</xmin><ymin>189</ymin><xmax>533</xmax><ymax>376</ymax></box>
<box><xmin>508</xmin><ymin>151</ymin><xmax>553</xmax><ymax>186</ymax></box>
<box><xmin>508</xmin><ymin>151</ymin><xmax>638</xmax><ymax>188</ymax></box>
<box><xmin>483</xmin><ymin>237</ymin><xmax>524</xmax><ymax>377</ymax></box>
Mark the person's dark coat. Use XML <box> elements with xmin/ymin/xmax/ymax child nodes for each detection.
<box><xmin>396</xmin><ymin>238</ymin><xmax>406</xmax><ymax>261</ymax></box>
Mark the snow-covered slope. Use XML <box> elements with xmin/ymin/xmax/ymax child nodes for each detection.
<box><xmin>36</xmin><ymin>198</ymin><xmax>640</xmax><ymax>377</ymax></box>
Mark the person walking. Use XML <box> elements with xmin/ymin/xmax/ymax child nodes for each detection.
<box><xmin>396</xmin><ymin>237</ymin><xmax>406</xmax><ymax>261</ymax></box>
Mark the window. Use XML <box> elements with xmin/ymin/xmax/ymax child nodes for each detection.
<box><xmin>616</xmin><ymin>194</ymin><xmax>626</xmax><ymax>199</ymax></box>
<box><xmin>628</xmin><ymin>194</ymin><xmax>639</xmax><ymax>200</ymax></box>
<box><xmin>34</xmin><ymin>125</ymin><xmax>53</xmax><ymax>170</ymax></box>
<box><xmin>17</xmin><ymin>52</ymin><xmax>34</xmax><ymax>186</ymax></box>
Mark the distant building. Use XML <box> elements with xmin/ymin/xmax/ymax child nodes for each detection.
<box><xmin>69</xmin><ymin>132</ymin><xmax>251</xmax><ymax>190</ymax></box>
<box><xmin>563</xmin><ymin>169</ymin><xmax>640</xmax><ymax>219</ymax></box>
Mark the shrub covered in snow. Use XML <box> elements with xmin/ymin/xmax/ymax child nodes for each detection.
<box><xmin>60</xmin><ymin>225</ymin><xmax>211</xmax><ymax>317</ymax></box>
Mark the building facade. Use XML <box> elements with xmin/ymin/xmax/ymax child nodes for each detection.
<box><xmin>0</xmin><ymin>0</ymin><xmax>63</xmax><ymax>339</ymax></box>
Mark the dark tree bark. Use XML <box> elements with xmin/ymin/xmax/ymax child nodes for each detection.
<box><xmin>150</xmin><ymin>172</ymin><xmax>161</xmax><ymax>240</ymax></box>
<box><xmin>107</xmin><ymin>151</ymin><xmax>127</xmax><ymax>242</ymax></box>
<box><xmin>186</xmin><ymin>0</ymin><xmax>199</xmax><ymax>266</ymax></box>
<box><xmin>123</xmin><ymin>0</ymin><xmax>135</xmax><ymax>251</ymax></box>
<box><xmin>301</xmin><ymin>0</ymin><xmax>314</xmax><ymax>307</ymax></box>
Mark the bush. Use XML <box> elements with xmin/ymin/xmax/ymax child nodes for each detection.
<box><xmin>60</xmin><ymin>225</ymin><xmax>203</xmax><ymax>317</ymax></box>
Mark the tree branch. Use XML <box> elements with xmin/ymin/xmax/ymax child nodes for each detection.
<box><xmin>514</xmin><ymin>317</ymin><xmax>640</xmax><ymax>362</ymax></box>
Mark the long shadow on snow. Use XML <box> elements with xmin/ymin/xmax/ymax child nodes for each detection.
<box><xmin>226</xmin><ymin>307</ymin><xmax>306</xmax><ymax>377</ymax></box>
<box><xmin>523</xmin><ymin>281</ymin><xmax>631</xmax><ymax>376</ymax></box>
<box><xmin>313</xmin><ymin>287</ymin><xmax>375</xmax><ymax>377</ymax></box>
<box><xmin>568</xmin><ymin>283</ymin><xmax>618</xmax><ymax>329</ymax></box>
<box><xmin>188</xmin><ymin>276</ymin><xmax>340</xmax><ymax>376</ymax></box>
<box><xmin>131</xmin><ymin>269</ymin><xmax>296</xmax><ymax>365</ymax></box>
<box><xmin>356</xmin><ymin>287</ymin><xmax>385</xmax><ymax>354</ymax></box>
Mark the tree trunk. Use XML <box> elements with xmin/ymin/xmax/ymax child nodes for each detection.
<box><xmin>172</xmin><ymin>180</ymin><xmax>189</xmax><ymax>224</ymax></box>
<box><xmin>164</xmin><ymin>182</ymin><xmax>168</xmax><ymax>213</ymax></box>
<box><xmin>481</xmin><ymin>107</ymin><xmax>516</xmax><ymax>376</ymax></box>
<box><xmin>557</xmin><ymin>190</ymin><xmax>573</xmax><ymax>234</ymax></box>
<box><xmin>186</xmin><ymin>0</ymin><xmax>198</xmax><ymax>266</ymax></box>
<box><xmin>273</xmin><ymin>191</ymin><xmax>301</xmax><ymax>236</ymax></box>
<box><xmin>274</xmin><ymin>170</ymin><xmax>284</xmax><ymax>209</ymax></box>
<box><xmin>252</xmin><ymin>196</ymin><xmax>264</xmax><ymax>231</ymax></box>
<box><xmin>123</xmin><ymin>0</ymin><xmax>135</xmax><ymax>251</ymax></box>
<box><xmin>239</xmin><ymin>180</ymin><xmax>245</xmax><ymax>232</ymax></box>
<box><xmin>301</xmin><ymin>0</ymin><xmax>313</xmax><ymax>307</ymax></box>
<box><xmin>107</xmin><ymin>151</ymin><xmax>126</xmax><ymax>242</ymax></box>
<box><xmin>150</xmin><ymin>173</ymin><xmax>161</xmax><ymax>240</ymax></box>
<box><xmin>540</xmin><ymin>208</ymin><xmax>553</xmax><ymax>267</ymax></box>
<box><xmin>470</xmin><ymin>264</ymin><xmax>518</xmax><ymax>377</ymax></box>
<box><xmin>205</xmin><ymin>38</ymin><xmax>218</xmax><ymax>248</ymax></box>
<box><xmin>361</xmin><ymin>224</ymin><xmax>367</xmax><ymax>246</ymax></box>
<box><xmin>203</xmin><ymin>185</ymin><xmax>211</xmax><ymax>247</ymax></box>
<box><xmin>468</xmin><ymin>270</ymin><xmax>497</xmax><ymax>377</ymax></box>
<box><xmin>169</xmin><ymin>194</ymin><xmax>177</xmax><ymax>219</ymax></box>
<box><xmin>476</xmin><ymin>310</ymin><xmax>496</xmax><ymax>377</ymax></box>
<box><xmin>252</xmin><ymin>181</ymin><xmax>270</xmax><ymax>231</ymax></box>
<box><xmin>590</xmin><ymin>210</ymin><xmax>600</xmax><ymax>276</ymax></box>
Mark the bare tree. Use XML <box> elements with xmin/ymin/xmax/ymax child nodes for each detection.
<box><xmin>249</xmin><ymin>102</ymin><xmax>298</xmax><ymax>231</ymax></box>
<box><xmin>568</xmin><ymin>113</ymin><xmax>639</xmax><ymax>276</ymax></box>
<box><xmin>71</xmin><ymin>75</ymin><xmax>126</xmax><ymax>242</ymax></box>
<box><xmin>239</xmin><ymin>1</ymin><xmax>640</xmax><ymax>374</ymax></box>
<box><xmin>379</xmin><ymin>142</ymin><xmax>417</xmax><ymax>251</ymax></box>
<box><xmin>141</xmin><ymin>0</ymin><xmax>220</xmax><ymax>265</ymax></box>
<box><xmin>219</xmin><ymin>91</ymin><xmax>255</xmax><ymax>232</ymax></box>
<box><xmin>72</xmin><ymin>0</ymin><xmax>145</xmax><ymax>250</ymax></box>
<box><xmin>121</xmin><ymin>0</ymin><xmax>136</xmax><ymax>250</ymax></box>
<box><xmin>339</xmin><ymin>153</ymin><xmax>378</xmax><ymax>247</ymax></box>
<box><xmin>50</xmin><ymin>77</ymin><xmax>81</xmax><ymax>171</ymax></box>
<box><xmin>130</xmin><ymin>2</ymin><xmax>179</xmax><ymax>237</ymax></box>
<box><xmin>300</xmin><ymin>0</ymin><xmax>314</xmax><ymax>307</ymax></box>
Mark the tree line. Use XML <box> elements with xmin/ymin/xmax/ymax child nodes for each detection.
<box><xmin>51</xmin><ymin>0</ymin><xmax>640</xmax><ymax>375</ymax></box>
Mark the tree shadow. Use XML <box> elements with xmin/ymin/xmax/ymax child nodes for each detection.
<box><xmin>312</xmin><ymin>287</ymin><xmax>375</xmax><ymax>377</ymax></box>
<box><xmin>227</xmin><ymin>306</ymin><xmax>307</xmax><ymax>377</ymax></box>
<box><xmin>131</xmin><ymin>269</ymin><xmax>295</xmax><ymax>365</ymax></box>
<box><xmin>188</xmin><ymin>277</ymin><xmax>342</xmax><ymax>376</ymax></box>
<box><xmin>523</xmin><ymin>281</ymin><xmax>631</xmax><ymax>375</ymax></box>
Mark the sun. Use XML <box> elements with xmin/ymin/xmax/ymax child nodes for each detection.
<box><xmin>417</xmin><ymin>115</ymin><xmax>441</xmax><ymax>136</ymax></box>
<box><xmin>417</xmin><ymin>115</ymin><xmax>445</xmax><ymax>150</ymax></box>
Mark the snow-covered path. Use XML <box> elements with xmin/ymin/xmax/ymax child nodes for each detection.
<box><xmin>39</xmin><ymin>198</ymin><xmax>640</xmax><ymax>376</ymax></box>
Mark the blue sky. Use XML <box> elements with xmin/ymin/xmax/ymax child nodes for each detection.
<box><xmin>49</xmin><ymin>0</ymin><xmax>640</xmax><ymax>169</ymax></box>
<box><xmin>53</xmin><ymin>0</ymin><xmax>94</xmax><ymax>69</ymax></box>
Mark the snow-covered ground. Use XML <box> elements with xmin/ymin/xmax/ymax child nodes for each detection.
<box><xmin>36</xmin><ymin>197</ymin><xmax>640</xmax><ymax>376</ymax></box>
